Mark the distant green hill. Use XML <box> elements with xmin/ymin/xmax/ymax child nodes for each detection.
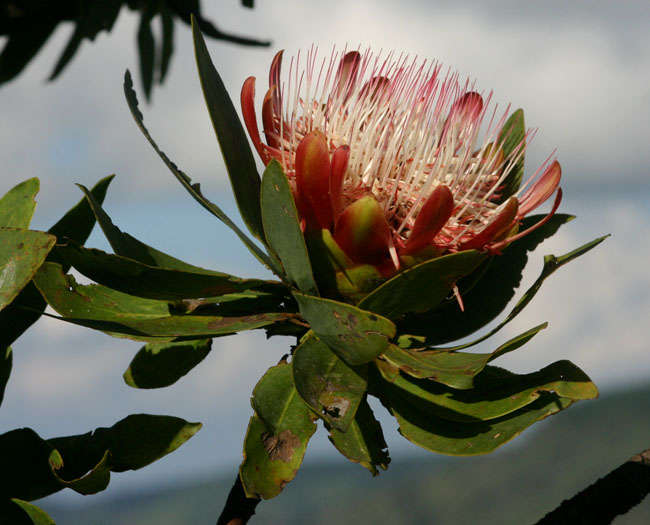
<box><xmin>42</xmin><ymin>385</ymin><xmax>650</xmax><ymax>524</ymax></box>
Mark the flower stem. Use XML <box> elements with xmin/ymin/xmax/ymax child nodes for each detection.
<box><xmin>535</xmin><ymin>448</ymin><xmax>650</xmax><ymax>524</ymax></box>
<box><xmin>217</xmin><ymin>473</ymin><xmax>261</xmax><ymax>525</ymax></box>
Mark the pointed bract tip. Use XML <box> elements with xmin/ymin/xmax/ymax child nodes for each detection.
<box><xmin>519</xmin><ymin>160</ymin><xmax>561</xmax><ymax>216</ymax></box>
<box><xmin>295</xmin><ymin>131</ymin><xmax>333</xmax><ymax>230</ymax></box>
<box><xmin>403</xmin><ymin>185</ymin><xmax>454</xmax><ymax>255</ymax></box>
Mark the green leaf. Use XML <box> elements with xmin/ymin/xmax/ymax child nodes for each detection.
<box><xmin>122</xmin><ymin>70</ymin><xmax>276</xmax><ymax>272</ymax></box>
<box><xmin>87</xmin><ymin>414</ymin><xmax>201</xmax><ymax>472</ymax></box>
<box><xmin>397</xmin><ymin>214</ymin><xmax>577</xmax><ymax>345</ymax></box>
<box><xmin>292</xmin><ymin>333</ymin><xmax>367</xmax><ymax>431</ymax></box>
<box><xmin>241</xmin><ymin>362</ymin><xmax>317</xmax><ymax>499</ymax></box>
<box><xmin>293</xmin><ymin>292</ymin><xmax>396</xmax><ymax>366</ymax></box>
<box><xmin>358</xmin><ymin>250</ymin><xmax>486</xmax><ymax>319</ymax></box>
<box><xmin>376</xmin><ymin>359</ymin><xmax>597</xmax><ymax>423</ymax></box>
<box><xmin>124</xmin><ymin>339</ymin><xmax>212</xmax><ymax>389</ymax></box>
<box><xmin>0</xmin><ymin>175</ymin><xmax>113</xmax><ymax>348</ymax></box>
<box><xmin>261</xmin><ymin>161</ymin><xmax>318</xmax><ymax>293</ymax></box>
<box><xmin>384</xmin><ymin>385</ymin><xmax>576</xmax><ymax>456</ymax></box>
<box><xmin>0</xmin><ymin>229</ymin><xmax>56</xmax><ymax>311</ymax></box>
<box><xmin>328</xmin><ymin>397</ymin><xmax>390</xmax><ymax>476</ymax></box>
<box><xmin>33</xmin><ymin>263</ymin><xmax>293</xmax><ymax>341</ymax></box>
<box><xmin>7</xmin><ymin>499</ymin><xmax>56</xmax><ymax>525</ymax></box>
<box><xmin>381</xmin><ymin>323</ymin><xmax>547</xmax><ymax>389</ymax></box>
<box><xmin>0</xmin><ymin>178</ymin><xmax>39</xmax><ymax>228</ymax></box>
<box><xmin>0</xmin><ymin>346</ymin><xmax>11</xmax><ymax>406</ymax></box>
<box><xmin>497</xmin><ymin>109</ymin><xmax>526</xmax><ymax>201</ymax></box>
<box><xmin>55</xmin><ymin>241</ymin><xmax>284</xmax><ymax>300</ymax></box>
<box><xmin>191</xmin><ymin>15</ymin><xmax>264</xmax><ymax>243</ymax></box>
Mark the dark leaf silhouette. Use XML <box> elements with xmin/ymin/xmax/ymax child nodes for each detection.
<box><xmin>0</xmin><ymin>1</ymin><xmax>270</xmax><ymax>99</ymax></box>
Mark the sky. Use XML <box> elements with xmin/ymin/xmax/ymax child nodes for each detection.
<box><xmin>1</xmin><ymin>0</ymin><xmax>649</xmax><ymax>506</ymax></box>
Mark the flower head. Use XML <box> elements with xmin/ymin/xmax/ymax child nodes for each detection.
<box><xmin>242</xmin><ymin>47</ymin><xmax>562</xmax><ymax>275</ymax></box>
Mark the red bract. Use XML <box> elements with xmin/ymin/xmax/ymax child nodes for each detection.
<box><xmin>241</xmin><ymin>48</ymin><xmax>562</xmax><ymax>275</ymax></box>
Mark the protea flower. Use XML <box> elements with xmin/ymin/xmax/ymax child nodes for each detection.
<box><xmin>241</xmin><ymin>48</ymin><xmax>562</xmax><ymax>286</ymax></box>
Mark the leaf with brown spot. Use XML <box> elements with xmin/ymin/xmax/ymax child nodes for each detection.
<box><xmin>292</xmin><ymin>332</ymin><xmax>367</xmax><ymax>431</ymax></box>
<box><xmin>293</xmin><ymin>292</ymin><xmax>396</xmax><ymax>366</ymax></box>
<box><xmin>33</xmin><ymin>263</ymin><xmax>292</xmax><ymax>341</ymax></box>
<box><xmin>0</xmin><ymin>178</ymin><xmax>39</xmax><ymax>229</ymax></box>
<box><xmin>241</xmin><ymin>362</ymin><xmax>317</xmax><ymax>499</ymax></box>
<box><xmin>262</xmin><ymin>430</ymin><xmax>301</xmax><ymax>462</ymax></box>
<box><xmin>328</xmin><ymin>397</ymin><xmax>390</xmax><ymax>475</ymax></box>
<box><xmin>0</xmin><ymin>229</ymin><xmax>55</xmax><ymax>312</ymax></box>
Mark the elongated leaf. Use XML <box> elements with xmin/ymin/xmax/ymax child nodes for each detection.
<box><xmin>0</xmin><ymin>229</ymin><xmax>55</xmax><ymax>311</ymax></box>
<box><xmin>7</xmin><ymin>499</ymin><xmax>56</xmax><ymax>525</ymax></box>
<box><xmin>158</xmin><ymin>8</ymin><xmax>174</xmax><ymax>84</ymax></box>
<box><xmin>122</xmin><ymin>70</ymin><xmax>276</xmax><ymax>272</ymax></box>
<box><xmin>124</xmin><ymin>339</ymin><xmax>212</xmax><ymax>389</ymax></box>
<box><xmin>358</xmin><ymin>250</ymin><xmax>486</xmax><ymax>319</ymax></box>
<box><xmin>397</xmin><ymin>214</ymin><xmax>577</xmax><ymax>344</ymax></box>
<box><xmin>0</xmin><ymin>178</ymin><xmax>39</xmax><ymax>228</ymax></box>
<box><xmin>261</xmin><ymin>161</ymin><xmax>317</xmax><ymax>294</ymax></box>
<box><xmin>292</xmin><ymin>333</ymin><xmax>367</xmax><ymax>431</ymax></box>
<box><xmin>1</xmin><ymin>346</ymin><xmax>11</xmax><ymax>406</ymax></box>
<box><xmin>376</xmin><ymin>359</ymin><xmax>597</xmax><ymax>423</ymax></box>
<box><xmin>0</xmin><ymin>175</ymin><xmax>114</xmax><ymax>348</ymax></box>
<box><xmin>293</xmin><ymin>292</ymin><xmax>396</xmax><ymax>366</ymax></box>
<box><xmin>56</xmin><ymin>241</ymin><xmax>283</xmax><ymax>300</ymax></box>
<box><xmin>242</xmin><ymin>362</ymin><xmax>317</xmax><ymax>499</ymax></box>
<box><xmin>76</xmin><ymin>183</ymin><xmax>219</xmax><ymax>272</ymax></box>
<box><xmin>441</xmin><ymin>235</ymin><xmax>609</xmax><ymax>352</ymax></box>
<box><xmin>381</xmin><ymin>323</ymin><xmax>547</xmax><ymax>389</ymax></box>
<box><xmin>385</xmin><ymin>386</ymin><xmax>575</xmax><ymax>456</ymax></box>
<box><xmin>86</xmin><ymin>414</ymin><xmax>201</xmax><ymax>472</ymax></box>
<box><xmin>137</xmin><ymin>9</ymin><xmax>155</xmax><ymax>101</ymax></box>
<box><xmin>191</xmin><ymin>15</ymin><xmax>264</xmax><ymax>242</ymax></box>
<box><xmin>33</xmin><ymin>263</ymin><xmax>293</xmax><ymax>341</ymax></box>
<box><xmin>497</xmin><ymin>109</ymin><xmax>525</xmax><ymax>201</ymax></box>
<box><xmin>328</xmin><ymin>397</ymin><xmax>390</xmax><ymax>475</ymax></box>
<box><xmin>1</xmin><ymin>415</ymin><xmax>201</xmax><ymax>501</ymax></box>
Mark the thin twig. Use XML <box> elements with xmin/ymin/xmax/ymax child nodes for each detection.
<box><xmin>217</xmin><ymin>473</ymin><xmax>261</xmax><ymax>525</ymax></box>
<box><xmin>535</xmin><ymin>448</ymin><xmax>650</xmax><ymax>524</ymax></box>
